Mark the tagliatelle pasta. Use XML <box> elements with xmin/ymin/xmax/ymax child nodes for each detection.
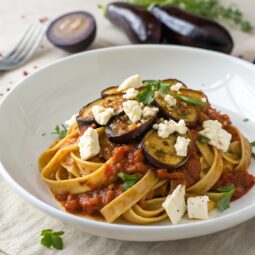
<box><xmin>38</xmin><ymin>77</ymin><xmax>254</xmax><ymax>224</ymax></box>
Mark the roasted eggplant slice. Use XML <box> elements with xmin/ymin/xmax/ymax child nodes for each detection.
<box><xmin>142</xmin><ymin>130</ymin><xmax>190</xmax><ymax>169</ymax></box>
<box><xmin>178</xmin><ymin>88</ymin><xmax>208</xmax><ymax>112</ymax></box>
<box><xmin>101</xmin><ymin>86</ymin><xmax>121</xmax><ymax>97</ymax></box>
<box><xmin>106</xmin><ymin>112</ymin><xmax>157</xmax><ymax>144</ymax></box>
<box><xmin>162</xmin><ymin>78</ymin><xmax>187</xmax><ymax>88</ymax></box>
<box><xmin>154</xmin><ymin>92</ymin><xmax>199</xmax><ymax>126</ymax></box>
<box><xmin>101</xmin><ymin>86</ymin><xmax>145</xmax><ymax>97</ymax></box>
<box><xmin>76</xmin><ymin>94</ymin><xmax>124</xmax><ymax>128</ymax></box>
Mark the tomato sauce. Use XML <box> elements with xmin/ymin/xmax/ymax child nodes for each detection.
<box><xmin>156</xmin><ymin>149</ymin><xmax>201</xmax><ymax>187</ymax></box>
<box><xmin>56</xmin><ymin>145</ymin><xmax>151</xmax><ymax>215</ymax></box>
<box><xmin>214</xmin><ymin>170</ymin><xmax>255</xmax><ymax>200</ymax></box>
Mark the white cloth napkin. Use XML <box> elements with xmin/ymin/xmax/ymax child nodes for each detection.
<box><xmin>0</xmin><ymin>0</ymin><xmax>255</xmax><ymax>254</ymax></box>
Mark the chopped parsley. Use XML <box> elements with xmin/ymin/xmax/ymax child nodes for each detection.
<box><xmin>41</xmin><ymin>133</ymin><xmax>46</xmax><ymax>136</ymax></box>
<box><xmin>250</xmin><ymin>141</ymin><xmax>255</xmax><ymax>147</ymax></box>
<box><xmin>243</xmin><ymin>118</ymin><xmax>249</xmax><ymax>122</ymax></box>
<box><xmin>198</xmin><ymin>134</ymin><xmax>210</xmax><ymax>144</ymax></box>
<box><xmin>216</xmin><ymin>184</ymin><xmax>235</xmax><ymax>211</ymax></box>
<box><xmin>136</xmin><ymin>80</ymin><xmax>170</xmax><ymax>104</ymax></box>
<box><xmin>252</xmin><ymin>153</ymin><xmax>255</xmax><ymax>160</ymax></box>
<box><xmin>127</xmin><ymin>0</ymin><xmax>253</xmax><ymax>32</ymax></box>
<box><xmin>51</xmin><ymin>124</ymin><xmax>67</xmax><ymax>139</ymax></box>
<box><xmin>118</xmin><ymin>172</ymin><xmax>139</xmax><ymax>190</ymax></box>
<box><xmin>40</xmin><ymin>229</ymin><xmax>64</xmax><ymax>250</ymax></box>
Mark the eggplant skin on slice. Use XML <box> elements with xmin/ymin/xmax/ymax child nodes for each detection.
<box><xmin>142</xmin><ymin>130</ymin><xmax>190</xmax><ymax>170</ymax></box>
<box><xmin>76</xmin><ymin>94</ymin><xmax>124</xmax><ymax>128</ymax></box>
<box><xmin>105</xmin><ymin>112</ymin><xmax>157</xmax><ymax>144</ymax></box>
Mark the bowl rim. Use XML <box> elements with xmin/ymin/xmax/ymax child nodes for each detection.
<box><xmin>1</xmin><ymin>44</ymin><xmax>255</xmax><ymax>237</ymax></box>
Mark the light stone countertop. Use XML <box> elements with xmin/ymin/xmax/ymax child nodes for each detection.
<box><xmin>0</xmin><ymin>0</ymin><xmax>255</xmax><ymax>254</ymax></box>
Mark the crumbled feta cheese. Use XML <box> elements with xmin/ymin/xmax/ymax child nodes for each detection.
<box><xmin>162</xmin><ymin>185</ymin><xmax>186</xmax><ymax>225</ymax></box>
<box><xmin>123</xmin><ymin>100</ymin><xmax>142</xmax><ymax>123</ymax></box>
<box><xmin>171</xmin><ymin>82</ymin><xmax>183</xmax><ymax>92</ymax></box>
<box><xmin>123</xmin><ymin>88</ymin><xmax>139</xmax><ymax>99</ymax></box>
<box><xmin>175</xmin><ymin>119</ymin><xmax>188</xmax><ymax>134</ymax></box>
<box><xmin>78</xmin><ymin>127</ymin><xmax>100</xmax><ymax>160</ymax></box>
<box><xmin>153</xmin><ymin>119</ymin><xmax>188</xmax><ymax>138</ymax></box>
<box><xmin>91</xmin><ymin>105</ymin><xmax>114</xmax><ymax>126</ymax></box>
<box><xmin>164</xmin><ymin>94</ymin><xmax>177</xmax><ymax>106</ymax></box>
<box><xmin>199</xmin><ymin>120</ymin><xmax>232</xmax><ymax>152</ymax></box>
<box><xmin>142</xmin><ymin>106</ymin><xmax>159</xmax><ymax>119</ymax></box>
<box><xmin>117</xmin><ymin>74</ymin><xmax>143</xmax><ymax>92</ymax></box>
<box><xmin>187</xmin><ymin>196</ymin><xmax>209</xmax><ymax>220</ymax></box>
<box><xmin>174</xmin><ymin>136</ymin><xmax>191</xmax><ymax>157</ymax></box>
<box><xmin>65</xmin><ymin>113</ymin><xmax>77</xmax><ymax>127</ymax></box>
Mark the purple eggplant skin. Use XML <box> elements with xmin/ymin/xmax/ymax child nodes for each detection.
<box><xmin>106</xmin><ymin>2</ymin><xmax>162</xmax><ymax>44</ymax></box>
<box><xmin>47</xmin><ymin>11</ymin><xmax>96</xmax><ymax>53</ymax></box>
<box><xmin>105</xmin><ymin>112</ymin><xmax>157</xmax><ymax>144</ymax></box>
<box><xmin>150</xmin><ymin>5</ymin><xmax>233</xmax><ymax>54</ymax></box>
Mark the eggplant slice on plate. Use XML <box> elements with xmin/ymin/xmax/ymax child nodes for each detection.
<box><xmin>106</xmin><ymin>112</ymin><xmax>157</xmax><ymax>144</ymax></box>
<box><xmin>142</xmin><ymin>130</ymin><xmax>190</xmax><ymax>170</ymax></box>
<box><xmin>76</xmin><ymin>94</ymin><xmax>124</xmax><ymax>128</ymax></box>
<box><xmin>154</xmin><ymin>92</ymin><xmax>199</xmax><ymax>126</ymax></box>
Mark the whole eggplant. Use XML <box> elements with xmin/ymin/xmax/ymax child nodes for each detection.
<box><xmin>150</xmin><ymin>5</ymin><xmax>233</xmax><ymax>54</ymax></box>
<box><xmin>106</xmin><ymin>2</ymin><xmax>162</xmax><ymax>44</ymax></box>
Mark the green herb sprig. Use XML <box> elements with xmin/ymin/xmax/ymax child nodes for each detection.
<box><xmin>250</xmin><ymin>141</ymin><xmax>255</xmax><ymax>147</ymax></box>
<box><xmin>41</xmin><ymin>229</ymin><xmax>64</xmax><ymax>250</ymax></box>
<box><xmin>118</xmin><ymin>172</ymin><xmax>139</xmax><ymax>190</ymax></box>
<box><xmin>216</xmin><ymin>184</ymin><xmax>235</xmax><ymax>211</ymax></box>
<box><xmin>127</xmin><ymin>0</ymin><xmax>253</xmax><ymax>32</ymax></box>
<box><xmin>170</xmin><ymin>93</ymin><xmax>205</xmax><ymax>107</ymax></box>
<box><xmin>198</xmin><ymin>134</ymin><xmax>210</xmax><ymax>144</ymax></box>
<box><xmin>51</xmin><ymin>124</ymin><xmax>67</xmax><ymax>139</ymax></box>
<box><xmin>137</xmin><ymin>80</ymin><xmax>170</xmax><ymax>104</ymax></box>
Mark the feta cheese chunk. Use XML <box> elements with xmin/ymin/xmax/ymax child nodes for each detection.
<box><xmin>123</xmin><ymin>88</ymin><xmax>139</xmax><ymax>99</ymax></box>
<box><xmin>123</xmin><ymin>100</ymin><xmax>142</xmax><ymax>123</ymax></box>
<box><xmin>153</xmin><ymin>119</ymin><xmax>188</xmax><ymax>139</ymax></box>
<box><xmin>91</xmin><ymin>105</ymin><xmax>114</xmax><ymax>126</ymax></box>
<box><xmin>174</xmin><ymin>136</ymin><xmax>191</xmax><ymax>157</ymax></box>
<box><xmin>187</xmin><ymin>196</ymin><xmax>209</xmax><ymax>220</ymax></box>
<box><xmin>65</xmin><ymin>113</ymin><xmax>77</xmax><ymax>127</ymax></box>
<box><xmin>199</xmin><ymin>120</ymin><xmax>232</xmax><ymax>152</ymax></box>
<box><xmin>142</xmin><ymin>106</ymin><xmax>159</xmax><ymax>119</ymax></box>
<box><xmin>171</xmin><ymin>82</ymin><xmax>184</xmax><ymax>92</ymax></box>
<box><xmin>78</xmin><ymin>127</ymin><xmax>100</xmax><ymax>160</ymax></box>
<box><xmin>117</xmin><ymin>74</ymin><xmax>143</xmax><ymax>92</ymax></box>
<box><xmin>164</xmin><ymin>94</ymin><xmax>177</xmax><ymax>106</ymax></box>
<box><xmin>162</xmin><ymin>185</ymin><xmax>186</xmax><ymax>225</ymax></box>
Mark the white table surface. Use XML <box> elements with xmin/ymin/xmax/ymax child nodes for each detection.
<box><xmin>0</xmin><ymin>0</ymin><xmax>255</xmax><ymax>254</ymax></box>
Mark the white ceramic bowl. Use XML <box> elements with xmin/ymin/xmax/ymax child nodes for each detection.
<box><xmin>0</xmin><ymin>45</ymin><xmax>255</xmax><ymax>242</ymax></box>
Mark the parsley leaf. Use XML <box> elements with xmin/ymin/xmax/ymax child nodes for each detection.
<box><xmin>252</xmin><ymin>153</ymin><xmax>255</xmax><ymax>159</ymax></box>
<box><xmin>118</xmin><ymin>173</ymin><xmax>139</xmax><ymax>190</ymax></box>
<box><xmin>198</xmin><ymin>134</ymin><xmax>210</xmax><ymax>144</ymax></box>
<box><xmin>40</xmin><ymin>229</ymin><xmax>64</xmax><ymax>250</ymax></box>
<box><xmin>250</xmin><ymin>141</ymin><xmax>255</xmax><ymax>147</ymax></box>
<box><xmin>136</xmin><ymin>80</ymin><xmax>170</xmax><ymax>104</ymax></box>
<box><xmin>51</xmin><ymin>124</ymin><xmax>67</xmax><ymax>139</ymax></box>
<box><xmin>127</xmin><ymin>0</ymin><xmax>253</xmax><ymax>32</ymax></box>
<box><xmin>243</xmin><ymin>118</ymin><xmax>249</xmax><ymax>122</ymax></box>
<box><xmin>216</xmin><ymin>184</ymin><xmax>235</xmax><ymax>211</ymax></box>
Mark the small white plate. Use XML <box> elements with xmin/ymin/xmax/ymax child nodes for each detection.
<box><xmin>0</xmin><ymin>45</ymin><xmax>254</xmax><ymax>241</ymax></box>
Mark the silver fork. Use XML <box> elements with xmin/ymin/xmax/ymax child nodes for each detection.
<box><xmin>0</xmin><ymin>24</ymin><xmax>45</xmax><ymax>71</ymax></box>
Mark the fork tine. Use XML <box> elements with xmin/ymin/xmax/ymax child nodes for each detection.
<box><xmin>3</xmin><ymin>25</ymin><xmax>34</xmax><ymax>60</ymax></box>
<box><xmin>11</xmin><ymin>26</ymin><xmax>43</xmax><ymax>62</ymax></box>
<box><xmin>7</xmin><ymin>25</ymin><xmax>39</xmax><ymax>62</ymax></box>
<box><xmin>13</xmin><ymin>26</ymin><xmax>45</xmax><ymax>65</ymax></box>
